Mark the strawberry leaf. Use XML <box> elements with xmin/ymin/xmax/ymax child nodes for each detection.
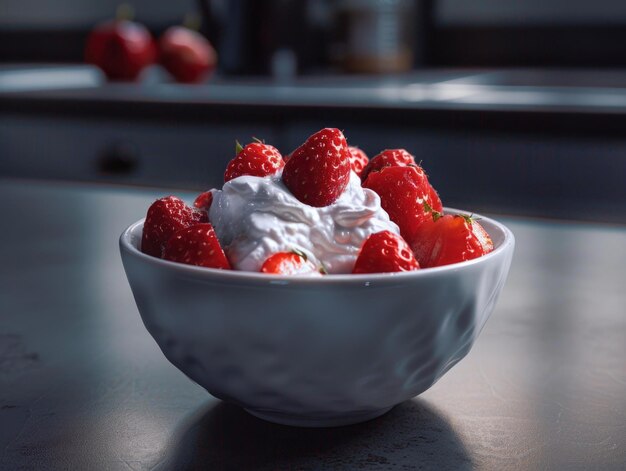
<box><xmin>235</xmin><ymin>140</ymin><xmax>244</xmax><ymax>155</ymax></box>
<box><xmin>290</xmin><ymin>248</ymin><xmax>308</xmax><ymax>261</ymax></box>
<box><xmin>423</xmin><ymin>201</ymin><xmax>443</xmax><ymax>221</ymax></box>
<box><xmin>456</xmin><ymin>213</ymin><xmax>475</xmax><ymax>225</ymax></box>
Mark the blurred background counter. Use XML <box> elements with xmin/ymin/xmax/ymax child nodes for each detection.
<box><xmin>2</xmin><ymin>66</ymin><xmax>626</xmax><ymax>223</ymax></box>
<box><xmin>2</xmin><ymin>0</ymin><xmax>626</xmax><ymax>223</ymax></box>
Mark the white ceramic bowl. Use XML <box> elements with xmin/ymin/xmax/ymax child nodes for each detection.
<box><xmin>120</xmin><ymin>210</ymin><xmax>514</xmax><ymax>427</ymax></box>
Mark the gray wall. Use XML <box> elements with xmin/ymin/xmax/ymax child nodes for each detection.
<box><xmin>438</xmin><ymin>0</ymin><xmax>626</xmax><ymax>25</ymax></box>
<box><xmin>0</xmin><ymin>0</ymin><xmax>195</xmax><ymax>28</ymax></box>
<box><xmin>3</xmin><ymin>0</ymin><xmax>626</xmax><ymax>29</ymax></box>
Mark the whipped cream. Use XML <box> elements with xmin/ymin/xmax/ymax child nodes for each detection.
<box><xmin>209</xmin><ymin>172</ymin><xmax>399</xmax><ymax>274</ymax></box>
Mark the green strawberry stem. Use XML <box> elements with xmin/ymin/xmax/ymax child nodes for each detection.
<box><xmin>457</xmin><ymin>213</ymin><xmax>480</xmax><ymax>224</ymax></box>
<box><xmin>182</xmin><ymin>12</ymin><xmax>202</xmax><ymax>31</ymax></box>
<box><xmin>116</xmin><ymin>3</ymin><xmax>134</xmax><ymax>21</ymax></box>
<box><xmin>423</xmin><ymin>201</ymin><xmax>442</xmax><ymax>221</ymax></box>
<box><xmin>235</xmin><ymin>140</ymin><xmax>244</xmax><ymax>155</ymax></box>
<box><xmin>290</xmin><ymin>248</ymin><xmax>308</xmax><ymax>261</ymax></box>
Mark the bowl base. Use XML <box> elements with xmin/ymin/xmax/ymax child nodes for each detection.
<box><xmin>244</xmin><ymin>406</ymin><xmax>394</xmax><ymax>428</ymax></box>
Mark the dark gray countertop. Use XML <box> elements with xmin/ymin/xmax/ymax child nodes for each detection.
<box><xmin>1</xmin><ymin>179</ymin><xmax>625</xmax><ymax>470</ymax></box>
<box><xmin>4</xmin><ymin>65</ymin><xmax>626</xmax><ymax>116</ymax></box>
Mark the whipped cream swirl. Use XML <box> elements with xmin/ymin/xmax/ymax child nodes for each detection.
<box><xmin>209</xmin><ymin>172</ymin><xmax>399</xmax><ymax>274</ymax></box>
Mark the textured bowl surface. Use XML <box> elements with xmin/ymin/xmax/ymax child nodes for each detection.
<box><xmin>120</xmin><ymin>209</ymin><xmax>514</xmax><ymax>427</ymax></box>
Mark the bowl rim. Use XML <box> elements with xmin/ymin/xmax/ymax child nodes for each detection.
<box><xmin>120</xmin><ymin>208</ymin><xmax>515</xmax><ymax>286</ymax></box>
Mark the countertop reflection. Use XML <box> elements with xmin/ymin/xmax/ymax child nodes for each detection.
<box><xmin>4</xmin><ymin>65</ymin><xmax>626</xmax><ymax>114</ymax></box>
<box><xmin>0</xmin><ymin>179</ymin><xmax>625</xmax><ymax>470</ymax></box>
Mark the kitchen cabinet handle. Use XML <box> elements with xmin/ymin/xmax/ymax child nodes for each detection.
<box><xmin>98</xmin><ymin>143</ymin><xmax>139</xmax><ymax>176</ymax></box>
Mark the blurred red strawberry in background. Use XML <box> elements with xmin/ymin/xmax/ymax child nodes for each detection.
<box><xmin>85</xmin><ymin>5</ymin><xmax>156</xmax><ymax>81</ymax></box>
<box><xmin>158</xmin><ymin>15</ymin><xmax>217</xmax><ymax>84</ymax></box>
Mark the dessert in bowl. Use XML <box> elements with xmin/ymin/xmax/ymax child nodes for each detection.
<box><xmin>120</xmin><ymin>128</ymin><xmax>515</xmax><ymax>426</ymax></box>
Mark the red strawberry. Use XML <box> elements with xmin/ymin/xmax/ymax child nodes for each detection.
<box><xmin>353</xmin><ymin>231</ymin><xmax>420</xmax><ymax>274</ymax></box>
<box><xmin>363</xmin><ymin>165</ymin><xmax>432</xmax><ymax>244</ymax></box>
<box><xmin>193</xmin><ymin>191</ymin><xmax>213</xmax><ymax>211</ymax></box>
<box><xmin>282</xmin><ymin>128</ymin><xmax>351</xmax><ymax>207</ymax></box>
<box><xmin>427</xmin><ymin>183</ymin><xmax>443</xmax><ymax>213</ymax></box>
<box><xmin>410</xmin><ymin>206</ymin><xmax>442</xmax><ymax>268</ymax></box>
<box><xmin>163</xmin><ymin>223</ymin><xmax>231</xmax><ymax>269</ymax></box>
<box><xmin>360</xmin><ymin>149</ymin><xmax>415</xmax><ymax>181</ymax></box>
<box><xmin>159</xmin><ymin>25</ymin><xmax>217</xmax><ymax>83</ymax></box>
<box><xmin>348</xmin><ymin>146</ymin><xmax>369</xmax><ymax>177</ymax></box>
<box><xmin>361</xmin><ymin>148</ymin><xmax>444</xmax><ymax>211</ymax></box>
<box><xmin>142</xmin><ymin>196</ymin><xmax>207</xmax><ymax>257</ymax></box>
<box><xmin>411</xmin><ymin>211</ymin><xmax>494</xmax><ymax>268</ymax></box>
<box><xmin>224</xmin><ymin>140</ymin><xmax>284</xmax><ymax>182</ymax></box>
<box><xmin>85</xmin><ymin>11</ymin><xmax>156</xmax><ymax>81</ymax></box>
<box><xmin>260</xmin><ymin>250</ymin><xmax>320</xmax><ymax>275</ymax></box>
